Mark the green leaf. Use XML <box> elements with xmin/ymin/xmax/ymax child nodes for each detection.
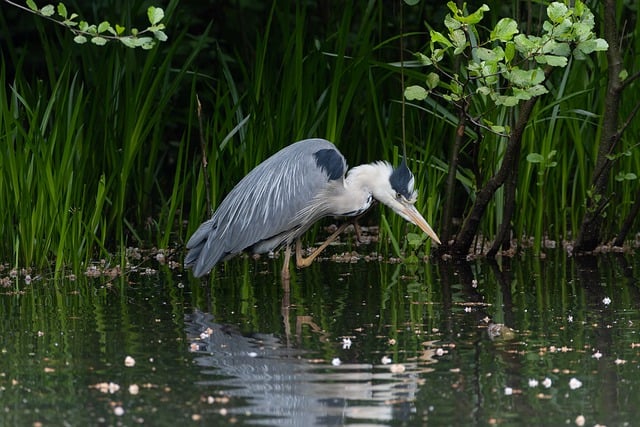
<box><xmin>451</xmin><ymin>29</ymin><xmax>467</xmax><ymax>55</ymax></box>
<box><xmin>619</xmin><ymin>69</ymin><xmax>628</xmax><ymax>81</ymax></box>
<box><xmin>119</xmin><ymin>36</ymin><xmax>137</xmax><ymax>48</ymax></box>
<box><xmin>475</xmin><ymin>46</ymin><xmax>503</xmax><ymax>62</ymax></box>
<box><xmin>432</xmin><ymin>48</ymin><xmax>445</xmax><ymax>63</ymax></box>
<box><xmin>78</xmin><ymin>20</ymin><xmax>88</xmax><ymax>31</ymax></box>
<box><xmin>404</xmin><ymin>85</ymin><xmax>429</xmax><ymax>101</ymax></box>
<box><xmin>97</xmin><ymin>21</ymin><xmax>110</xmax><ymax>33</ymax></box>
<box><xmin>415</xmin><ymin>52</ymin><xmax>432</xmax><ymax>66</ymax></box>
<box><xmin>476</xmin><ymin>86</ymin><xmax>491</xmax><ymax>96</ymax></box>
<box><xmin>513</xmin><ymin>34</ymin><xmax>539</xmax><ymax>56</ymax></box>
<box><xmin>526</xmin><ymin>153</ymin><xmax>544</xmax><ymax>164</ymax></box>
<box><xmin>491</xmin><ymin>18</ymin><xmax>518</xmax><ymax>42</ymax></box>
<box><xmin>505</xmin><ymin>41</ymin><xmax>515</xmax><ymax>62</ymax></box>
<box><xmin>57</xmin><ymin>2</ymin><xmax>67</xmax><ymax>18</ymax></box>
<box><xmin>547</xmin><ymin>2</ymin><xmax>569</xmax><ymax>23</ymax></box>
<box><xmin>444</xmin><ymin>14</ymin><xmax>461</xmax><ymax>31</ymax></box>
<box><xmin>40</xmin><ymin>4</ymin><xmax>55</xmax><ymax>16</ymax></box>
<box><xmin>425</xmin><ymin>72</ymin><xmax>440</xmax><ymax>90</ymax></box>
<box><xmin>91</xmin><ymin>36</ymin><xmax>108</xmax><ymax>46</ymax></box>
<box><xmin>507</xmin><ymin>67</ymin><xmax>546</xmax><ymax>87</ymax></box>
<box><xmin>430</xmin><ymin>30</ymin><xmax>452</xmax><ymax>48</ymax></box>
<box><xmin>573</xmin><ymin>22</ymin><xmax>594</xmax><ymax>41</ymax></box>
<box><xmin>115</xmin><ymin>24</ymin><xmax>126</xmax><ymax>35</ymax></box>
<box><xmin>542</xmin><ymin>40</ymin><xmax>570</xmax><ymax>56</ymax></box>
<box><xmin>446</xmin><ymin>1</ymin><xmax>459</xmax><ymax>15</ymax></box>
<box><xmin>496</xmin><ymin>95</ymin><xmax>519</xmax><ymax>106</ymax></box>
<box><xmin>73</xmin><ymin>34</ymin><xmax>87</xmax><ymax>44</ymax></box>
<box><xmin>455</xmin><ymin>4</ymin><xmax>490</xmax><ymax>25</ymax></box>
<box><xmin>512</xmin><ymin>87</ymin><xmax>533</xmax><ymax>101</ymax></box>
<box><xmin>147</xmin><ymin>6</ymin><xmax>164</xmax><ymax>25</ymax></box>
<box><xmin>27</xmin><ymin>0</ymin><xmax>38</xmax><ymax>11</ymax></box>
<box><xmin>536</xmin><ymin>54</ymin><xmax>568</xmax><ymax>67</ymax></box>
<box><xmin>135</xmin><ymin>37</ymin><xmax>155</xmax><ymax>49</ymax></box>
<box><xmin>577</xmin><ymin>38</ymin><xmax>608</xmax><ymax>54</ymax></box>
<box><xmin>153</xmin><ymin>30</ymin><xmax>168</xmax><ymax>42</ymax></box>
<box><xmin>527</xmin><ymin>84</ymin><xmax>549</xmax><ymax>97</ymax></box>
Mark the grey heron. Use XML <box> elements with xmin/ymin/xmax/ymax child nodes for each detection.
<box><xmin>185</xmin><ymin>138</ymin><xmax>440</xmax><ymax>280</ymax></box>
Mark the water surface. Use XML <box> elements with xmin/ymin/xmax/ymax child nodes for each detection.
<box><xmin>1</xmin><ymin>252</ymin><xmax>639</xmax><ymax>426</ymax></box>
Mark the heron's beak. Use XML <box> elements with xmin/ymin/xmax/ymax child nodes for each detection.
<box><xmin>401</xmin><ymin>204</ymin><xmax>441</xmax><ymax>245</ymax></box>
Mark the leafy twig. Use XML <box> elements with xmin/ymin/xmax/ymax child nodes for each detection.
<box><xmin>5</xmin><ymin>0</ymin><xmax>168</xmax><ymax>49</ymax></box>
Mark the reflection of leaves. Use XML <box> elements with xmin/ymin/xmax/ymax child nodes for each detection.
<box><xmin>404</xmin><ymin>253</ymin><xmax>420</xmax><ymax>265</ymax></box>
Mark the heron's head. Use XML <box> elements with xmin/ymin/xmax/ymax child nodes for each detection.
<box><xmin>370</xmin><ymin>159</ymin><xmax>441</xmax><ymax>245</ymax></box>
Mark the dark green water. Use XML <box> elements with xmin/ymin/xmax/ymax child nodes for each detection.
<box><xmin>1</xmin><ymin>251</ymin><xmax>639</xmax><ymax>426</ymax></box>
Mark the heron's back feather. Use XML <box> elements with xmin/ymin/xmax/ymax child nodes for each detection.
<box><xmin>185</xmin><ymin>138</ymin><xmax>347</xmax><ymax>277</ymax></box>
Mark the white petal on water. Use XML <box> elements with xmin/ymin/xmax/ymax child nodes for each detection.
<box><xmin>569</xmin><ymin>377</ymin><xmax>582</xmax><ymax>390</ymax></box>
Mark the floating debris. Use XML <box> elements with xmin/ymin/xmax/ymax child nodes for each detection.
<box><xmin>575</xmin><ymin>415</ymin><xmax>586</xmax><ymax>426</ymax></box>
<box><xmin>487</xmin><ymin>323</ymin><xmax>516</xmax><ymax>341</ymax></box>
<box><xmin>602</xmin><ymin>297</ymin><xmax>611</xmax><ymax>306</ymax></box>
<box><xmin>542</xmin><ymin>378</ymin><xmax>552</xmax><ymax>388</ymax></box>
<box><xmin>331</xmin><ymin>357</ymin><xmax>341</xmax><ymax>366</ymax></box>
<box><xmin>592</xmin><ymin>350</ymin><xmax>603</xmax><ymax>360</ymax></box>
<box><xmin>528</xmin><ymin>378</ymin><xmax>539</xmax><ymax>387</ymax></box>
<box><xmin>124</xmin><ymin>356</ymin><xmax>136</xmax><ymax>367</ymax></box>
<box><xmin>569</xmin><ymin>378</ymin><xmax>583</xmax><ymax>390</ymax></box>
<box><xmin>113</xmin><ymin>406</ymin><xmax>124</xmax><ymax>416</ymax></box>
<box><xmin>342</xmin><ymin>337</ymin><xmax>352</xmax><ymax>349</ymax></box>
<box><xmin>92</xmin><ymin>382</ymin><xmax>120</xmax><ymax>394</ymax></box>
<box><xmin>504</xmin><ymin>387</ymin><xmax>513</xmax><ymax>395</ymax></box>
<box><xmin>381</xmin><ymin>355</ymin><xmax>392</xmax><ymax>365</ymax></box>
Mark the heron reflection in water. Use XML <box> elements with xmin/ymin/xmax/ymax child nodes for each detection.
<box><xmin>185</xmin><ymin>138</ymin><xmax>440</xmax><ymax>282</ymax></box>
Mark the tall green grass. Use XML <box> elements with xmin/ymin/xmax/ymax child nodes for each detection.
<box><xmin>0</xmin><ymin>0</ymin><xmax>209</xmax><ymax>273</ymax></box>
<box><xmin>1</xmin><ymin>0</ymin><xmax>638</xmax><ymax>274</ymax></box>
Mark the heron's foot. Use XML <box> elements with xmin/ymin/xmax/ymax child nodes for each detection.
<box><xmin>352</xmin><ymin>219</ymin><xmax>364</xmax><ymax>244</ymax></box>
<box><xmin>295</xmin><ymin>223</ymin><xmax>350</xmax><ymax>268</ymax></box>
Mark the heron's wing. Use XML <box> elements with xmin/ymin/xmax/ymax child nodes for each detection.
<box><xmin>185</xmin><ymin>138</ymin><xmax>347</xmax><ymax>277</ymax></box>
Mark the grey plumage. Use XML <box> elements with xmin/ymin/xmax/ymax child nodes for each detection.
<box><xmin>185</xmin><ymin>138</ymin><xmax>440</xmax><ymax>278</ymax></box>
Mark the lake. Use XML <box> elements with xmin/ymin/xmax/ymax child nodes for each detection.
<box><xmin>1</xmin><ymin>250</ymin><xmax>638</xmax><ymax>426</ymax></box>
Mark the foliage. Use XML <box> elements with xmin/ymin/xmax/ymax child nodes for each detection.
<box><xmin>7</xmin><ymin>0</ymin><xmax>168</xmax><ymax>48</ymax></box>
<box><xmin>0</xmin><ymin>0</ymin><xmax>638</xmax><ymax>273</ymax></box>
<box><xmin>400</xmin><ymin>0</ymin><xmax>638</xmax><ymax>256</ymax></box>
<box><xmin>406</xmin><ymin>1</ymin><xmax>607</xmax><ymax>114</ymax></box>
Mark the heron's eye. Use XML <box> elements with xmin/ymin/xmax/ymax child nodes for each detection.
<box><xmin>395</xmin><ymin>192</ymin><xmax>403</xmax><ymax>200</ymax></box>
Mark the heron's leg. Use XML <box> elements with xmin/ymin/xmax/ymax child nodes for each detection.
<box><xmin>281</xmin><ymin>245</ymin><xmax>292</xmax><ymax>291</ymax></box>
<box><xmin>352</xmin><ymin>217</ymin><xmax>363</xmax><ymax>243</ymax></box>
<box><xmin>296</xmin><ymin>222</ymin><xmax>350</xmax><ymax>268</ymax></box>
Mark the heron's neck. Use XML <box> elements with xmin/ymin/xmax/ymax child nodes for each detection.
<box><xmin>344</xmin><ymin>162</ymin><xmax>392</xmax><ymax>194</ymax></box>
<box><xmin>326</xmin><ymin>162</ymin><xmax>392</xmax><ymax>216</ymax></box>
